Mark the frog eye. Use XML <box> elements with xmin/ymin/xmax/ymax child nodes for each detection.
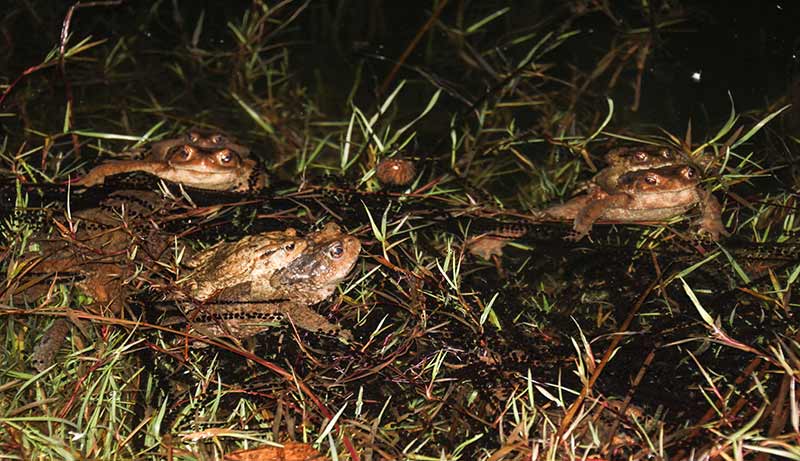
<box><xmin>644</xmin><ymin>173</ymin><xmax>659</xmax><ymax>185</ymax></box>
<box><xmin>189</xmin><ymin>132</ymin><xmax>200</xmax><ymax>143</ymax></box>
<box><xmin>170</xmin><ymin>145</ymin><xmax>192</xmax><ymax>160</ymax></box>
<box><xmin>684</xmin><ymin>167</ymin><xmax>696</xmax><ymax>178</ymax></box>
<box><xmin>211</xmin><ymin>134</ymin><xmax>225</xmax><ymax>144</ymax></box>
<box><xmin>217</xmin><ymin>149</ymin><xmax>237</xmax><ymax>164</ymax></box>
<box><xmin>284</xmin><ymin>242</ymin><xmax>295</xmax><ymax>251</ymax></box>
<box><xmin>329</xmin><ymin>243</ymin><xmax>345</xmax><ymax>259</ymax></box>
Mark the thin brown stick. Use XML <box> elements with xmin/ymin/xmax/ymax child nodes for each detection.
<box><xmin>379</xmin><ymin>0</ymin><xmax>449</xmax><ymax>95</ymax></box>
<box><xmin>555</xmin><ymin>275</ymin><xmax>660</xmax><ymax>443</ymax></box>
<box><xmin>7</xmin><ymin>308</ymin><xmax>361</xmax><ymax>461</ymax></box>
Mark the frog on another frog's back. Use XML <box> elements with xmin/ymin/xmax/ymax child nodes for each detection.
<box><xmin>176</xmin><ymin>223</ymin><xmax>361</xmax><ymax>343</ymax></box>
<box><xmin>591</xmin><ymin>146</ymin><xmax>683</xmax><ymax>192</ymax></box>
<box><xmin>74</xmin><ymin>129</ymin><xmax>268</xmax><ymax>192</ymax></box>
<box><xmin>542</xmin><ymin>162</ymin><xmax>728</xmax><ymax>241</ymax></box>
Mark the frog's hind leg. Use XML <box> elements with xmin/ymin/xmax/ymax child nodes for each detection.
<box><xmin>284</xmin><ymin>304</ymin><xmax>353</xmax><ymax>341</ymax></box>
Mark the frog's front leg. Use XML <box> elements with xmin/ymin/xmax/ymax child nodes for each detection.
<box><xmin>569</xmin><ymin>193</ymin><xmax>633</xmax><ymax>241</ymax></box>
<box><xmin>74</xmin><ymin>161</ymin><xmax>168</xmax><ymax>187</ymax></box>
<box><xmin>697</xmin><ymin>190</ymin><xmax>729</xmax><ymax>241</ymax></box>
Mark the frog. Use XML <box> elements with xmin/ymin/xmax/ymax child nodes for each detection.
<box><xmin>28</xmin><ymin>190</ymin><xmax>181</xmax><ymax>370</ymax></box>
<box><xmin>29</xmin><ymin>190</ymin><xmax>172</xmax><ymax>306</ymax></box>
<box><xmin>466</xmin><ymin>225</ymin><xmax>528</xmax><ymax>260</ymax></box>
<box><xmin>176</xmin><ymin>222</ymin><xmax>361</xmax><ymax>343</ymax></box>
<box><xmin>180</xmin><ymin>129</ymin><xmax>251</xmax><ymax>153</ymax></box>
<box><xmin>541</xmin><ymin>164</ymin><xmax>728</xmax><ymax>241</ymax></box>
<box><xmin>591</xmin><ymin>146</ymin><xmax>683</xmax><ymax>192</ymax></box>
<box><xmin>181</xmin><ymin>228</ymin><xmax>310</xmax><ymax>301</ymax></box>
<box><xmin>74</xmin><ymin>130</ymin><xmax>268</xmax><ymax>192</ymax></box>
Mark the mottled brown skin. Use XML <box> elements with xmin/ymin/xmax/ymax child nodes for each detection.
<box><xmin>267</xmin><ymin>223</ymin><xmax>362</xmax><ymax>304</ymax></box>
<box><xmin>182</xmin><ymin>129</ymin><xmax>251</xmax><ymax>154</ymax></box>
<box><xmin>34</xmin><ymin>190</ymin><xmax>171</xmax><ymax>306</ymax></box>
<box><xmin>74</xmin><ymin>131</ymin><xmax>267</xmax><ymax>192</ymax></box>
<box><xmin>183</xmin><ymin>228</ymin><xmax>309</xmax><ymax>301</ymax></box>
<box><xmin>543</xmin><ymin>165</ymin><xmax>728</xmax><ymax>241</ymax></box>
<box><xmin>592</xmin><ymin>146</ymin><xmax>682</xmax><ymax>192</ymax></box>
<box><xmin>30</xmin><ymin>318</ymin><xmax>71</xmax><ymax>371</ymax></box>
<box><xmin>179</xmin><ymin>223</ymin><xmax>361</xmax><ymax>342</ymax></box>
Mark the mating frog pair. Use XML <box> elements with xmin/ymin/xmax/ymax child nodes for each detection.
<box><xmin>75</xmin><ymin>129</ymin><xmax>268</xmax><ymax>192</ymax></box>
<box><xmin>30</xmin><ymin>205</ymin><xmax>361</xmax><ymax>367</ymax></box>
<box><xmin>172</xmin><ymin>222</ymin><xmax>361</xmax><ymax>343</ymax></box>
<box><xmin>541</xmin><ymin>146</ymin><xmax>728</xmax><ymax>241</ymax></box>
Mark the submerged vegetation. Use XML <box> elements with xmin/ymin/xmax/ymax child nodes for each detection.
<box><xmin>1</xmin><ymin>1</ymin><xmax>799</xmax><ymax>460</ymax></box>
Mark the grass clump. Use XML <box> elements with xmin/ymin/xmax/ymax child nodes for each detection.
<box><xmin>1</xmin><ymin>1</ymin><xmax>799</xmax><ymax>460</ymax></box>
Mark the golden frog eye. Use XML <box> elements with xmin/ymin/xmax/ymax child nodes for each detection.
<box><xmin>684</xmin><ymin>167</ymin><xmax>696</xmax><ymax>178</ymax></box>
<box><xmin>284</xmin><ymin>242</ymin><xmax>295</xmax><ymax>251</ymax></box>
<box><xmin>217</xmin><ymin>149</ymin><xmax>236</xmax><ymax>164</ymax></box>
<box><xmin>644</xmin><ymin>173</ymin><xmax>659</xmax><ymax>185</ymax></box>
<box><xmin>329</xmin><ymin>243</ymin><xmax>344</xmax><ymax>259</ymax></box>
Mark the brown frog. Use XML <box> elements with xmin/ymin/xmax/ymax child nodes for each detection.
<box><xmin>182</xmin><ymin>228</ymin><xmax>310</xmax><ymax>301</ymax></box>
<box><xmin>177</xmin><ymin>223</ymin><xmax>361</xmax><ymax>343</ymax></box>
<box><xmin>27</xmin><ymin>190</ymin><xmax>183</xmax><ymax>370</ymax></box>
<box><xmin>28</xmin><ymin>190</ymin><xmax>173</xmax><ymax>308</ymax></box>
<box><xmin>74</xmin><ymin>130</ymin><xmax>267</xmax><ymax>192</ymax></box>
<box><xmin>591</xmin><ymin>146</ymin><xmax>683</xmax><ymax>192</ymax></box>
<box><xmin>466</xmin><ymin>225</ymin><xmax>528</xmax><ymax>260</ymax></box>
<box><xmin>542</xmin><ymin>164</ymin><xmax>728</xmax><ymax>241</ymax></box>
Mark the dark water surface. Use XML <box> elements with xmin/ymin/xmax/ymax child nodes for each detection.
<box><xmin>1</xmin><ymin>1</ymin><xmax>798</xmax><ymax>459</ymax></box>
<box><xmin>2</xmin><ymin>1</ymin><xmax>798</xmax><ymax>138</ymax></box>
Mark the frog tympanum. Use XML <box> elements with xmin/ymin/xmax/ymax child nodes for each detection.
<box><xmin>176</xmin><ymin>223</ymin><xmax>361</xmax><ymax>343</ymax></box>
<box><xmin>542</xmin><ymin>164</ymin><xmax>728</xmax><ymax>241</ymax></box>
<box><xmin>74</xmin><ymin>129</ymin><xmax>267</xmax><ymax>192</ymax></box>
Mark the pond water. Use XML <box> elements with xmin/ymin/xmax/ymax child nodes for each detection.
<box><xmin>1</xmin><ymin>2</ymin><xmax>798</xmax><ymax>460</ymax></box>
